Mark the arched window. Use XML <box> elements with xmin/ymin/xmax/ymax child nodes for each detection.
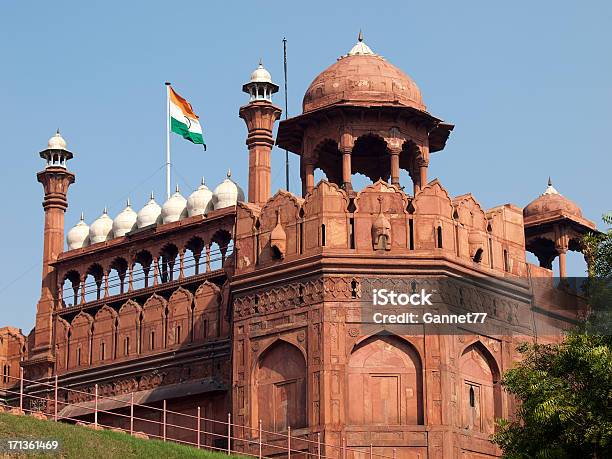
<box><xmin>133</xmin><ymin>251</ymin><xmax>153</xmax><ymax>290</ymax></box>
<box><xmin>159</xmin><ymin>244</ymin><xmax>179</xmax><ymax>283</ymax></box>
<box><xmin>473</xmin><ymin>248</ymin><xmax>483</xmax><ymax>263</ymax></box>
<box><xmin>108</xmin><ymin>258</ymin><xmax>128</xmax><ymax>296</ymax></box>
<box><xmin>185</xmin><ymin>237</ymin><xmax>205</xmax><ymax>276</ymax></box>
<box><xmin>436</xmin><ymin>226</ymin><xmax>443</xmax><ymax>249</ymax></box>
<box><xmin>347</xmin><ymin>335</ymin><xmax>423</xmax><ymax>425</ymax></box>
<box><xmin>254</xmin><ymin>341</ymin><xmax>307</xmax><ymax>432</ymax></box>
<box><xmin>61</xmin><ymin>270</ymin><xmax>81</xmax><ymax>307</ymax></box>
<box><xmin>84</xmin><ymin>264</ymin><xmax>104</xmax><ymax>302</ymax></box>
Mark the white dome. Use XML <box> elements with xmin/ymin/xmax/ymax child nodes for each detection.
<box><xmin>136</xmin><ymin>193</ymin><xmax>162</xmax><ymax>228</ymax></box>
<box><xmin>213</xmin><ymin>170</ymin><xmax>245</xmax><ymax>209</ymax></box>
<box><xmin>112</xmin><ymin>199</ymin><xmax>137</xmax><ymax>237</ymax></box>
<box><xmin>250</xmin><ymin>62</ymin><xmax>272</xmax><ymax>83</ymax></box>
<box><xmin>89</xmin><ymin>208</ymin><xmax>113</xmax><ymax>244</ymax></box>
<box><xmin>48</xmin><ymin>129</ymin><xmax>68</xmax><ymax>150</ymax></box>
<box><xmin>187</xmin><ymin>178</ymin><xmax>213</xmax><ymax>217</ymax></box>
<box><xmin>161</xmin><ymin>185</ymin><xmax>188</xmax><ymax>224</ymax></box>
<box><xmin>67</xmin><ymin>213</ymin><xmax>89</xmax><ymax>250</ymax></box>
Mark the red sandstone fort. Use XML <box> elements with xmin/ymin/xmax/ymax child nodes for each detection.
<box><xmin>0</xmin><ymin>35</ymin><xmax>597</xmax><ymax>458</ymax></box>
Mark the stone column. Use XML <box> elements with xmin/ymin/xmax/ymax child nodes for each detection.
<box><xmin>385</xmin><ymin>131</ymin><xmax>403</xmax><ymax>187</ymax></box>
<box><xmin>239</xmin><ymin>101</ymin><xmax>282</xmax><ymax>206</ymax></box>
<box><xmin>558</xmin><ymin>249</ymin><xmax>567</xmax><ymax>278</ymax></box>
<box><xmin>304</xmin><ymin>161</ymin><xmax>315</xmax><ymax>195</ymax></box>
<box><xmin>339</xmin><ymin>131</ymin><xmax>354</xmax><ymax>191</ymax></box>
<box><xmin>341</xmin><ymin>148</ymin><xmax>352</xmax><ymax>190</ymax></box>
<box><xmin>389</xmin><ymin>146</ymin><xmax>401</xmax><ymax>186</ymax></box>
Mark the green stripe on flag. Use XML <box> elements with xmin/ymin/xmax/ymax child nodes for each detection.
<box><xmin>171</xmin><ymin>118</ymin><xmax>205</xmax><ymax>146</ymax></box>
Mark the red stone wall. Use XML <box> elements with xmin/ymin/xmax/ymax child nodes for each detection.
<box><xmin>0</xmin><ymin>327</ymin><xmax>25</xmax><ymax>389</ymax></box>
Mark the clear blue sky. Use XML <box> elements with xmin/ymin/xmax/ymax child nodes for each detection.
<box><xmin>0</xmin><ymin>1</ymin><xmax>610</xmax><ymax>332</ymax></box>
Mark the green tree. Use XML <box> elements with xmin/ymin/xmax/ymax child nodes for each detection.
<box><xmin>492</xmin><ymin>214</ymin><xmax>612</xmax><ymax>458</ymax></box>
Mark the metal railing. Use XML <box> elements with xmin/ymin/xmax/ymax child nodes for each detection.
<box><xmin>1</xmin><ymin>370</ymin><xmax>401</xmax><ymax>459</ymax></box>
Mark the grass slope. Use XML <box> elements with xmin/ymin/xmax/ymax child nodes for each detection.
<box><xmin>0</xmin><ymin>412</ymin><xmax>237</xmax><ymax>458</ymax></box>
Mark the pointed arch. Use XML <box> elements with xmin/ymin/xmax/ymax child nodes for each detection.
<box><xmin>142</xmin><ymin>294</ymin><xmax>167</xmax><ymax>352</ymax></box>
<box><xmin>459</xmin><ymin>340</ymin><xmax>501</xmax><ymax>434</ymax></box>
<box><xmin>54</xmin><ymin>317</ymin><xmax>71</xmax><ymax>372</ymax></box>
<box><xmin>193</xmin><ymin>281</ymin><xmax>223</xmax><ymax>341</ymax></box>
<box><xmin>252</xmin><ymin>339</ymin><xmax>307</xmax><ymax>432</ymax></box>
<box><xmin>68</xmin><ymin>312</ymin><xmax>94</xmax><ymax>369</ymax></box>
<box><xmin>92</xmin><ymin>305</ymin><xmax>117</xmax><ymax>364</ymax></box>
<box><xmin>347</xmin><ymin>333</ymin><xmax>424</xmax><ymax>425</ymax></box>
<box><xmin>168</xmin><ymin>287</ymin><xmax>193</xmax><ymax>346</ymax></box>
<box><xmin>117</xmin><ymin>299</ymin><xmax>142</xmax><ymax>358</ymax></box>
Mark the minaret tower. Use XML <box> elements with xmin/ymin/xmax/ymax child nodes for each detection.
<box><xmin>27</xmin><ymin>131</ymin><xmax>75</xmax><ymax>378</ymax></box>
<box><xmin>239</xmin><ymin>61</ymin><xmax>282</xmax><ymax>206</ymax></box>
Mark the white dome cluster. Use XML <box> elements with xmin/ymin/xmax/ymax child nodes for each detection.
<box><xmin>66</xmin><ymin>173</ymin><xmax>245</xmax><ymax>250</ymax></box>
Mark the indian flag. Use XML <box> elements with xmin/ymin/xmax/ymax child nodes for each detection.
<box><xmin>169</xmin><ymin>87</ymin><xmax>206</xmax><ymax>148</ymax></box>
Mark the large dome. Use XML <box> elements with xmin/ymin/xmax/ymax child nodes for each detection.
<box><xmin>524</xmin><ymin>179</ymin><xmax>583</xmax><ymax>220</ymax></box>
<box><xmin>302</xmin><ymin>35</ymin><xmax>425</xmax><ymax>113</ymax></box>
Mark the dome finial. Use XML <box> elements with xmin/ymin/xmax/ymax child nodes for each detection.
<box><xmin>80</xmin><ymin>212</ymin><xmax>84</xmax><ymax>221</ymax></box>
<box><xmin>201</xmin><ymin>176</ymin><xmax>205</xmax><ymax>186</ymax></box>
<box><xmin>56</xmin><ymin>128</ymin><xmax>61</xmax><ymax>135</ymax></box>
<box><xmin>543</xmin><ymin>178</ymin><xmax>559</xmax><ymax>196</ymax></box>
<box><xmin>227</xmin><ymin>169</ymin><xmax>232</xmax><ymax>178</ymax></box>
<box><xmin>126</xmin><ymin>198</ymin><xmax>131</xmax><ymax>207</ymax></box>
<box><xmin>150</xmin><ymin>191</ymin><xmax>154</xmax><ymax>200</ymax></box>
<box><xmin>175</xmin><ymin>184</ymin><xmax>180</xmax><ymax>193</ymax></box>
<box><xmin>346</xmin><ymin>32</ymin><xmax>375</xmax><ymax>57</ymax></box>
<box><xmin>103</xmin><ymin>206</ymin><xmax>108</xmax><ymax>215</ymax></box>
<box><xmin>259</xmin><ymin>57</ymin><xmax>263</xmax><ymax>67</ymax></box>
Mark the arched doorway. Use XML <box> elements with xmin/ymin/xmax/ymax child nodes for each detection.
<box><xmin>459</xmin><ymin>342</ymin><xmax>501</xmax><ymax>434</ymax></box>
<box><xmin>347</xmin><ymin>335</ymin><xmax>423</xmax><ymax>425</ymax></box>
<box><xmin>254</xmin><ymin>340</ymin><xmax>307</xmax><ymax>432</ymax></box>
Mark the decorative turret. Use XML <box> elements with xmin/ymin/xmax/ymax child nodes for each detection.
<box><xmin>523</xmin><ymin>178</ymin><xmax>596</xmax><ymax>277</ymax></box>
<box><xmin>28</xmin><ymin>130</ymin><xmax>76</xmax><ymax>378</ymax></box>
<box><xmin>239</xmin><ymin>61</ymin><xmax>282</xmax><ymax>206</ymax></box>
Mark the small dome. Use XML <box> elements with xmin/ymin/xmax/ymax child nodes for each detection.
<box><xmin>89</xmin><ymin>208</ymin><xmax>113</xmax><ymax>244</ymax></box>
<box><xmin>67</xmin><ymin>213</ymin><xmax>89</xmax><ymax>250</ymax></box>
<box><xmin>112</xmin><ymin>199</ymin><xmax>137</xmax><ymax>237</ymax></box>
<box><xmin>47</xmin><ymin>129</ymin><xmax>68</xmax><ymax>150</ymax></box>
<box><xmin>136</xmin><ymin>193</ymin><xmax>163</xmax><ymax>228</ymax></box>
<box><xmin>524</xmin><ymin>178</ymin><xmax>583</xmax><ymax>220</ymax></box>
<box><xmin>187</xmin><ymin>178</ymin><xmax>214</xmax><ymax>217</ymax></box>
<box><xmin>213</xmin><ymin>170</ymin><xmax>245</xmax><ymax>209</ymax></box>
<box><xmin>250</xmin><ymin>61</ymin><xmax>272</xmax><ymax>84</ymax></box>
<box><xmin>303</xmin><ymin>33</ymin><xmax>424</xmax><ymax>113</ymax></box>
<box><xmin>161</xmin><ymin>185</ymin><xmax>188</xmax><ymax>224</ymax></box>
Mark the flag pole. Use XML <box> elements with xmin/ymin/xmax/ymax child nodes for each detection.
<box><xmin>282</xmin><ymin>38</ymin><xmax>289</xmax><ymax>192</ymax></box>
<box><xmin>165</xmin><ymin>82</ymin><xmax>172</xmax><ymax>199</ymax></box>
